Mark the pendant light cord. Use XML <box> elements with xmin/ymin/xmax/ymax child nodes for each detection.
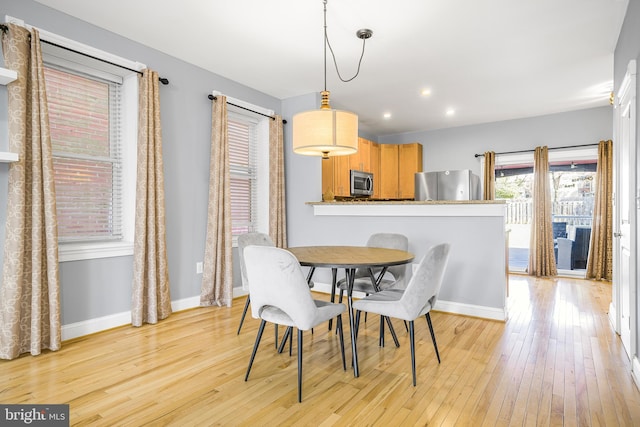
<box><xmin>323</xmin><ymin>0</ymin><xmax>370</xmax><ymax>86</ymax></box>
<box><xmin>323</xmin><ymin>0</ymin><xmax>328</xmax><ymax>91</ymax></box>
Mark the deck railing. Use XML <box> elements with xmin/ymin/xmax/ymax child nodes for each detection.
<box><xmin>503</xmin><ymin>199</ymin><xmax>593</xmax><ymax>227</ymax></box>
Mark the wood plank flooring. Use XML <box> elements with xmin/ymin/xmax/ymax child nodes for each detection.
<box><xmin>1</xmin><ymin>275</ymin><xmax>639</xmax><ymax>426</ymax></box>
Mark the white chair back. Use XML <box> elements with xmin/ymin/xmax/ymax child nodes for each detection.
<box><xmin>237</xmin><ymin>233</ymin><xmax>274</xmax><ymax>291</ymax></box>
<box><xmin>244</xmin><ymin>246</ymin><xmax>323</xmax><ymax>330</ymax></box>
<box><xmin>362</xmin><ymin>233</ymin><xmax>409</xmax><ymax>284</ymax></box>
<box><xmin>399</xmin><ymin>243</ymin><xmax>450</xmax><ymax>319</ymax></box>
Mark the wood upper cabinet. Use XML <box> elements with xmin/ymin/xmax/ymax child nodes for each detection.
<box><xmin>321</xmin><ymin>137</ymin><xmax>378</xmax><ymax>199</ymax></box>
<box><xmin>398</xmin><ymin>143</ymin><xmax>423</xmax><ymax>199</ymax></box>
<box><xmin>379</xmin><ymin>144</ymin><xmax>399</xmax><ymax>199</ymax></box>
<box><xmin>321</xmin><ymin>154</ymin><xmax>351</xmax><ymax>198</ymax></box>
<box><xmin>379</xmin><ymin>142</ymin><xmax>423</xmax><ymax>199</ymax></box>
<box><xmin>351</xmin><ymin>138</ymin><xmax>371</xmax><ymax>172</ymax></box>
<box><xmin>371</xmin><ymin>142</ymin><xmax>380</xmax><ymax>198</ymax></box>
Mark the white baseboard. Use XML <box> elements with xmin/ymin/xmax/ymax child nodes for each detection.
<box><xmin>61</xmin><ymin>310</ymin><xmax>131</xmax><ymax>341</ymax></box>
<box><xmin>434</xmin><ymin>299</ymin><xmax>506</xmax><ymax>321</ymax></box>
<box><xmin>310</xmin><ymin>281</ymin><xmax>505</xmax><ymax>321</ymax></box>
<box><xmin>62</xmin><ymin>284</ymin><xmax>505</xmax><ymax>341</ymax></box>
<box><xmin>61</xmin><ymin>295</ymin><xmax>204</xmax><ymax>341</ymax></box>
<box><xmin>609</xmin><ymin>302</ymin><xmax>619</xmax><ymax>333</ymax></box>
<box><xmin>233</xmin><ymin>288</ymin><xmax>249</xmax><ymax>298</ymax></box>
<box><xmin>633</xmin><ymin>356</ymin><xmax>640</xmax><ymax>390</ymax></box>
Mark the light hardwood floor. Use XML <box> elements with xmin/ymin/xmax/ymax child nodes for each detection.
<box><xmin>1</xmin><ymin>275</ymin><xmax>639</xmax><ymax>426</ymax></box>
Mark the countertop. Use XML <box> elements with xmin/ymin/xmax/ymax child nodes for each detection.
<box><xmin>306</xmin><ymin>199</ymin><xmax>506</xmax><ymax>205</ymax></box>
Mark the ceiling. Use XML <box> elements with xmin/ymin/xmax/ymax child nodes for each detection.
<box><xmin>35</xmin><ymin>0</ymin><xmax>629</xmax><ymax>137</ymax></box>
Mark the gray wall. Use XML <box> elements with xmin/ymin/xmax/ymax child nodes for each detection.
<box><xmin>0</xmin><ymin>0</ymin><xmax>621</xmax><ymax>329</ymax></box>
<box><xmin>281</xmin><ymin>100</ymin><xmax>612</xmax><ymax>285</ymax></box>
<box><xmin>0</xmin><ymin>0</ymin><xmax>282</xmax><ymax>324</ymax></box>
<box><xmin>378</xmin><ymin>106</ymin><xmax>612</xmax><ymax>176</ymax></box>
<box><xmin>613</xmin><ymin>0</ymin><xmax>640</xmax><ymax>362</ymax></box>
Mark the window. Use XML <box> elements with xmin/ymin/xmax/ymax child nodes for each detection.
<box><xmin>39</xmin><ymin>37</ymin><xmax>139</xmax><ymax>262</ymax></box>
<box><xmin>44</xmin><ymin>66</ymin><xmax>122</xmax><ymax>242</ymax></box>
<box><xmin>229</xmin><ymin>113</ymin><xmax>258</xmax><ymax>236</ymax></box>
<box><xmin>227</xmin><ymin>107</ymin><xmax>270</xmax><ymax>244</ymax></box>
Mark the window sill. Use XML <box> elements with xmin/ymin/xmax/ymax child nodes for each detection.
<box><xmin>59</xmin><ymin>241</ymin><xmax>134</xmax><ymax>262</ymax></box>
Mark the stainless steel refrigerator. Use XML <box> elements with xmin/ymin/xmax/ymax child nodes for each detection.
<box><xmin>414</xmin><ymin>170</ymin><xmax>481</xmax><ymax>201</ymax></box>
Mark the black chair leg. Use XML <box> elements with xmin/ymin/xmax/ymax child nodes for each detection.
<box><xmin>379</xmin><ymin>315</ymin><xmax>399</xmax><ymax>348</ymax></box>
<box><xmin>237</xmin><ymin>295</ymin><xmax>251</xmax><ymax>335</ymax></box>
<box><xmin>278</xmin><ymin>326</ymin><xmax>293</xmax><ymax>355</ymax></box>
<box><xmin>245</xmin><ymin>319</ymin><xmax>267</xmax><ymax>381</ymax></box>
<box><xmin>289</xmin><ymin>326</ymin><xmax>293</xmax><ymax>356</ymax></box>
<box><xmin>337</xmin><ymin>315</ymin><xmax>346</xmax><ymax>371</ymax></box>
<box><xmin>386</xmin><ymin>316</ymin><xmax>400</xmax><ymax>348</ymax></box>
<box><xmin>328</xmin><ymin>268</ymin><xmax>337</xmax><ymax>331</ymax></box>
<box><xmin>274</xmin><ymin>324</ymin><xmax>278</xmax><ymax>349</ymax></box>
<box><xmin>409</xmin><ymin>320</ymin><xmax>416</xmax><ymax>386</ymax></box>
<box><xmin>425</xmin><ymin>312</ymin><xmax>440</xmax><ymax>363</ymax></box>
<box><xmin>336</xmin><ymin>288</ymin><xmax>345</xmax><ymax>337</ymax></box>
<box><xmin>298</xmin><ymin>329</ymin><xmax>303</xmax><ymax>402</ymax></box>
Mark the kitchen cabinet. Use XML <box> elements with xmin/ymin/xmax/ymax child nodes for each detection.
<box><xmin>351</xmin><ymin>138</ymin><xmax>371</xmax><ymax>172</ymax></box>
<box><xmin>321</xmin><ymin>137</ymin><xmax>377</xmax><ymax>199</ymax></box>
<box><xmin>398</xmin><ymin>143</ymin><xmax>423</xmax><ymax>199</ymax></box>
<box><xmin>371</xmin><ymin>142</ymin><xmax>380</xmax><ymax>198</ymax></box>
<box><xmin>321</xmin><ymin>154</ymin><xmax>351</xmax><ymax>198</ymax></box>
<box><xmin>379</xmin><ymin>144</ymin><xmax>399</xmax><ymax>199</ymax></box>
<box><xmin>379</xmin><ymin>142</ymin><xmax>423</xmax><ymax>199</ymax></box>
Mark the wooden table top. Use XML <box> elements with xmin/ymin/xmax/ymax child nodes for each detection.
<box><xmin>287</xmin><ymin>246</ymin><xmax>414</xmax><ymax>269</ymax></box>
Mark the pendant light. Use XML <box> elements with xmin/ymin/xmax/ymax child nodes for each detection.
<box><xmin>292</xmin><ymin>0</ymin><xmax>372</xmax><ymax>160</ymax></box>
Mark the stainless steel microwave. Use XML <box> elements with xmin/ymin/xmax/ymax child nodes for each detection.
<box><xmin>350</xmin><ymin>170</ymin><xmax>373</xmax><ymax>197</ymax></box>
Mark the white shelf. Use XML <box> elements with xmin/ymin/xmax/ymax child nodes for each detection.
<box><xmin>0</xmin><ymin>152</ymin><xmax>18</xmax><ymax>163</ymax></box>
<box><xmin>0</xmin><ymin>67</ymin><xmax>17</xmax><ymax>85</ymax></box>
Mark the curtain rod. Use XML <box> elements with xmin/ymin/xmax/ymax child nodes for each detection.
<box><xmin>474</xmin><ymin>143</ymin><xmax>599</xmax><ymax>158</ymax></box>
<box><xmin>207</xmin><ymin>94</ymin><xmax>287</xmax><ymax>123</ymax></box>
<box><xmin>0</xmin><ymin>24</ymin><xmax>169</xmax><ymax>85</ymax></box>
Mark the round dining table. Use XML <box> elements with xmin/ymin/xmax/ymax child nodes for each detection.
<box><xmin>287</xmin><ymin>246</ymin><xmax>415</xmax><ymax>377</ymax></box>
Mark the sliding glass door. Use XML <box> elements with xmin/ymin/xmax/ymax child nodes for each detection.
<box><xmin>495</xmin><ymin>148</ymin><xmax>597</xmax><ymax>276</ymax></box>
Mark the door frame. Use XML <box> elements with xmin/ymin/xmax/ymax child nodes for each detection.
<box><xmin>611</xmin><ymin>59</ymin><xmax>638</xmax><ymax>382</ymax></box>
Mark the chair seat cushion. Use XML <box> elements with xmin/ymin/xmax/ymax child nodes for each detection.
<box><xmin>259</xmin><ymin>299</ymin><xmax>345</xmax><ymax>330</ymax></box>
<box><xmin>353</xmin><ymin>289</ymin><xmax>432</xmax><ymax>321</ymax></box>
<box><xmin>336</xmin><ymin>277</ymin><xmax>400</xmax><ymax>293</ymax></box>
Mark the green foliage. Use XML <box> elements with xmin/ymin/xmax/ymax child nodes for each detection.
<box><xmin>496</xmin><ymin>187</ymin><xmax>518</xmax><ymax>199</ymax></box>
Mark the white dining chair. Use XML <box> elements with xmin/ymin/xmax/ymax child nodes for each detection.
<box><xmin>336</xmin><ymin>232</ymin><xmax>409</xmax><ymax>347</ymax></box>
<box><xmin>336</xmin><ymin>233</ymin><xmax>409</xmax><ymax>298</ymax></box>
<box><xmin>236</xmin><ymin>232</ymin><xmax>275</xmax><ymax>335</ymax></box>
<box><xmin>353</xmin><ymin>243</ymin><xmax>451</xmax><ymax>386</ymax></box>
<box><xmin>243</xmin><ymin>245</ymin><xmax>346</xmax><ymax>402</ymax></box>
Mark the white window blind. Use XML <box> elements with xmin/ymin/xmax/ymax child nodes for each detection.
<box><xmin>44</xmin><ymin>65</ymin><xmax>123</xmax><ymax>242</ymax></box>
<box><xmin>228</xmin><ymin>114</ymin><xmax>258</xmax><ymax>236</ymax></box>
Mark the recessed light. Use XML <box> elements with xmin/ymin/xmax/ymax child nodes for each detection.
<box><xmin>383</xmin><ymin>112</ymin><xmax>392</xmax><ymax>119</ymax></box>
<box><xmin>445</xmin><ymin>108</ymin><xmax>455</xmax><ymax>116</ymax></box>
<box><xmin>420</xmin><ymin>88</ymin><xmax>432</xmax><ymax>96</ymax></box>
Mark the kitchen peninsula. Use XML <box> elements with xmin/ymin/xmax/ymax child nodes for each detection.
<box><xmin>306</xmin><ymin>200</ymin><xmax>507</xmax><ymax>321</ymax></box>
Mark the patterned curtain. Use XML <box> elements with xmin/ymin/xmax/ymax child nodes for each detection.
<box><xmin>0</xmin><ymin>24</ymin><xmax>60</xmax><ymax>359</ymax></box>
<box><xmin>586</xmin><ymin>140</ymin><xmax>613</xmax><ymax>280</ymax></box>
<box><xmin>528</xmin><ymin>146</ymin><xmax>557</xmax><ymax>277</ymax></box>
<box><xmin>201</xmin><ymin>96</ymin><xmax>232</xmax><ymax>306</ymax></box>
<box><xmin>131</xmin><ymin>69</ymin><xmax>172</xmax><ymax>326</ymax></box>
<box><xmin>269</xmin><ymin>115</ymin><xmax>287</xmax><ymax>248</ymax></box>
<box><xmin>483</xmin><ymin>151</ymin><xmax>496</xmax><ymax>200</ymax></box>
